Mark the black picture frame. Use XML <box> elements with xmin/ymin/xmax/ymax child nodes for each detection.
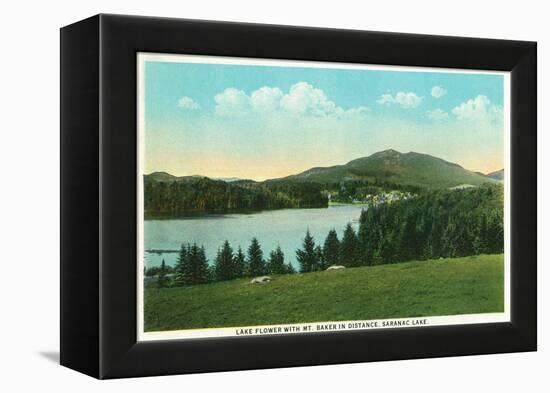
<box><xmin>60</xmin><ymin>14</ymin><xmax>537</xmax><ymax>379</ymax></box>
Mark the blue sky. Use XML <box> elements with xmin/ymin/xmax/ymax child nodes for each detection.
<box><xmin>143</xmin><ymin>58</ymin><xmax>505</xmax><ymax>180</ymax></box>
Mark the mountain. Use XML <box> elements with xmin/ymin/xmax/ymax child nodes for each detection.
<box><xmin>145</xmin><ymin>172</ymin><xmax>255</xmax><ymax>184</ymax></box>
<box><xmin>143</xmin><ymin>150</ymin><xmax>500</xmax><ymax>215</ymax></box>
<box><xmin>486</xmin><ymin>169</ymin><xmax>504</xmax><ymax>181</ymax></box>
<box><xmin>277</xmin><ymin>149</ymin><xmax>496</xmax><ymax>189</ymax></box>
<box><xmin>145</xmin><ymin>171</ymin><xmax>177</xmax><ymax>182</ymax></box>
<box><xmin>145</xmin><ymin>172</ymin><xmax>210</xmax><ymax>183</ymax></box>
<box><xmin>146</xmin><ymin>150</ymin><xmax>497</xmax><ymax>191</ymax></box>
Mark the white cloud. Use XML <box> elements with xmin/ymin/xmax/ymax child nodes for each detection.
<box><xmin>427</xmin><ymin>109</ymin><xmax>449</xmax><ymax>120</ymax></box>
<box><xmin>214</xmin><ymin>82</ymin><xmax>370</xmax><ymax>119</ymax></box>
<box><xmin>280</xmin><ymin>82</ymin><xmax>340</xmax><ymax>116</ymax></box>
<box><xmin>431</xmin><ymin>86</ymin><xmax>447</xmax><ymax>98</ymax></box>
<box><xmin>377</xmin><ymin>92</ymin><xmax>423</xmax><ymax>108</ymax></box>
<box><xmin>250</xmin><ymin>86</ymin><xmax>283</xmax><ymax>112</ymax></box>
<box><xmin>177</xmin><ymin>96</ymin><xmax>200</xmax><ymax>110</ymax></box>
<box><xmin>344</xmin><ymin>106</ymin><xmax>371</xmax><ymax>117</ymax></box>
<box><xmin>214</xmin><ymin>88</ymin><xmax>250</xmax><ymax>116</ymax></box>
<box><xmin>452</xmin><ymin>95</ymin><xmax>502</xmax><ymax>121</ymax></box>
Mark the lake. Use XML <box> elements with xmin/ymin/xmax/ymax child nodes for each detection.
<box><xmin>144</xmin><ymin>204</ymin><xmax>366</xmax><ymax>270</ymax></box>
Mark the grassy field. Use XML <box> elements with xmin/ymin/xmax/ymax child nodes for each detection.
<box><xmin>144</xmin><ymin>254</ymin><xmax>504</xmax><ymax>332</ymax></box>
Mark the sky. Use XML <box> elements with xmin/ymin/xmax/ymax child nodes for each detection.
<box><xmin>142</xmin><ymin>55</ymin><xmax>506</xmax><ymax>180</ymax></box>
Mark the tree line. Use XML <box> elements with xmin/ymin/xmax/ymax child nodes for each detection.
<box><xmin>149</xmin><ymin>238</ymin><xmax>296</xmax><ymax>287</ymax></box>
<box><xmin>144</xmin><ymin>177</ymin><xmax>328</xmax><ymax>217</ymax></box>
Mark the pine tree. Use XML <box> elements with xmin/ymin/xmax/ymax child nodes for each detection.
<box><xmin>247</xmin><ymin>238</ymin><xmax>266</xmax><ymax>277</ymax></box>
<box><xmin>214</xmin><ymin>240</ymin><xmax>235</xmax><ymax>281</ymax></box>
<box><xmin>174</xmin><ymin>243</ymin><xmax>190</xmax><ymax>286</ymax></box>
<box><xmin>179</xmin><ymin>243</ymin><xmax>211</xmax><ymax>285</ymax></box>
<box><xmin>174</xmin><ymin>243</ymin><xmax>209</xmax><ymax>286</ymax></box>
<box><xmin>195</xmin><ymin>245</ymin><xmax>211</xmax><ymax>284</ymax></box>
<box><xmin>315</xmin><ymin>245</ymin><xmax>325</xmax><ymax>270</ymax></box>
<box><xmin>323</xmin><ymin>229</ymin><xmax>340</xmax><ymax>267</ymax></box>
<box><xmin>296</xmin><ymin>230</ymin><xmax>320</xmax><ymax>272</ymax></box>
<box><xmin>157</xmin><ymin>259</ymin><xmax>169</xmax><ymax>288</ymax></box>
<box><xmin>233</xmin><ymin>246</ymin><xmax>247</xmax><ymax>278</ymax></box>
<box><xmin>340</xmin><ymin>223</ymin><xmax>360</xmax><ymax>267</ymax></box>
<box><xmin>267</xmin><ymin>245</ymin><xmax>287</xmax><ymax>275</ymax></box>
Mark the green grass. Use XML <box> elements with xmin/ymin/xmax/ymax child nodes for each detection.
<box><xmin>144</xmin><ymin>254</ymin><xmax>504</xmax><ymax>332</ymax></box>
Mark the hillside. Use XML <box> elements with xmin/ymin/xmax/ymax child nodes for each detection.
<box><xmin>487</xmin><ymin>169</ymin><xmax>504</xmax><ymax>181</ymax></box>
<box><xmin>143</xmin><ymin>173</ymin><xmax>327</xmax><ymax>216</ymax></box>
<box><xmin>145</xmin><ymin>172</ymin><xmax>212</xmax><ymax>183</ymax></box>
<box><xmin>144</xmin><ymin>254</ymin><xmax>504</xmax><ymax>331</ymax></box>
<box><xmin>281</xmin><ymin>149</ymin><xmax>496</xmax><ymax>189</ymax></box>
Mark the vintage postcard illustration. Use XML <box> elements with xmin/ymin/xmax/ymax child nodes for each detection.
<box><xmin>137</xmin><ymin>54</ymin><xmax>509</xmax><ymax>340</ymax></box>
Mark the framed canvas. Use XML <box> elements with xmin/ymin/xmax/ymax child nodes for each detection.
<box><xmin>60</xmin><ymin>14</ymin><xmax>537</xmax><ymax>379</ymax></box>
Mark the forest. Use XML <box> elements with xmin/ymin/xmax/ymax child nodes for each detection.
<box><xmin>146</xmin><ymin>184</ymin><xmax>504</xmax><ymax>287</ymax></box>
<box><xmin>356</xmin><ymin>183</ymin><xmax>504</xmax><ymax>264</ymax></box>
<box><xmin>144</xmin><ymin>177</ymin><xmax>328</xmax><ymax>217</ymax></box>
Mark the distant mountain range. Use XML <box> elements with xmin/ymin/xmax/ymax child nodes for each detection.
<box><xmin>145</xmin><ymin>149</ymin><xmax>500</xmax><ymax>190</ymax></box>
<box><xmin>145</xmin><ymin>172</ymin><xmax>249</xmax><ymax>184</ymax></box>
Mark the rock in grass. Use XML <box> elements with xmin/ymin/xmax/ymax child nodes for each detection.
<box><xmin>326</xmin><ymin>265</ymin><xmax>346</xmax><ymax>271</ymax></box>
<box><xmin>250</xmin><ymin>276</ymin><xmax>272</xmax><ymax>284</ymax></box>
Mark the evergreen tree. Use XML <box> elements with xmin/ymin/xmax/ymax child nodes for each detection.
<box><xmin>174</xmin><ymin>243</ymin><xmax>190</xmax><ymax>286</ymax></box>
<box><xmin>247</xmin><ymin>238</ymin><xmax>266</xmax><ymax>277</ymax></box>
<box><xmin>315</xmin><ymin>245</ymin><xmax>325</xmax><ymax>270</ymax></box>
<box><xmin>174</xmin><ymin>243</ymin><xmax>209</xmax><ymax>285</ymax></box>
<box><xmin>340</xmin><ymin>223</ymin><xmax>361</xmax><ymax>267</ymax></box>
<box><xmin>195</xmin><ymin>245</ymin><xmax>211</xmax><ymax>284</ymax></box>
<box><xmin>323</xmin><ymin>229</ymin><xmax>340</xmax><ymax>267</ymax></box>
<box><xmin>267</xmin><ymin>245</ymin><xmax>288</xmax><ymax>275</ymax></box>
<box><xmin>214</xmin><ymin>240</ymin><xmax>235</xmax><ymax>281</ymax></box>
<box><xmin>296</xmin><ymin>230</ymin><xmax>320</xmax><ymax>272</ymax></box>
<box><xmin>178</xmin><ymin>243</ymin><xmax>211</xmax><ymax>285</ymax></box>
<box><xmin>233</xmin><ymin>246</ymin><xmax>247</xmax><ymax>278</ymax></box>
<box><xmin>157</xmin><ymin>259</ymin><xmax>169</xmax><ymax>288</ymax></box>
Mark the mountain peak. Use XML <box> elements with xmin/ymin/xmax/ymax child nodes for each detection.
<box><xmin>373</xmin><ymin>148</ymin><xmax>402</xmax><ymax>157</ymax></box>
<box><xmin>290</xmin><ymin>149</ymin><xmax>495</xmax><ymax>189</ymax></box>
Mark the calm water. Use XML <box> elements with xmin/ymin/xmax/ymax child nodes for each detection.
<box><xmin>144</xmin><ymin>204</ymin><xmax>366</xmax><ymax>269</ymax></box>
